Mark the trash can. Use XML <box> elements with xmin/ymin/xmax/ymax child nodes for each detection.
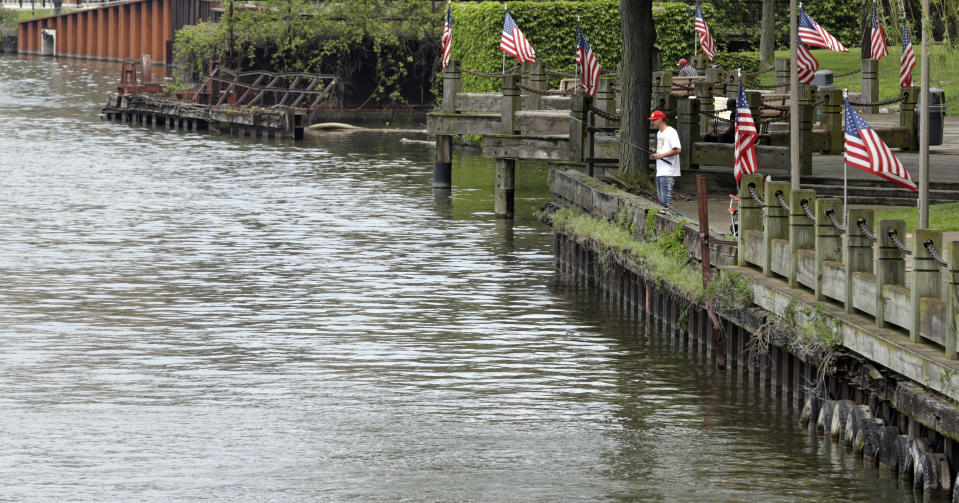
<box><xmin>915</xmin><ymin>87</ymin><xmax>946</xmax><ymax>146</ymax></box>
<box><xmin>811</xmin><ymin>70</ymin><xmax>835</xmax><ymax>90</ymax></box>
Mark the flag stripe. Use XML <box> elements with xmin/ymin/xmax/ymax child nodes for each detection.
<box><xmin>844</xmin><ymin>100</ymin><xmax>917</xmax><ymax>191</ymax></box>
<box><xmin>694</xmin><ymin>2</ymin><xmax>715</xmax><ymax>60</ymax></box>
<box><xmin>734</xmin><ymin>80</ymin><xmax>758</xmax><ymax>183</ymax></box>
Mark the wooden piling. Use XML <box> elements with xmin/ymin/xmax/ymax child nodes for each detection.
<box><xmin>494</xmin><ymin>158</ymin><xmax>515</xmax><ymax>219</ymax></box>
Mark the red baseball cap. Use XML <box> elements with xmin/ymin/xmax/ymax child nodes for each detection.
<box><xmin>678</xmin><ymin>58</ymin><xmax>688</xmax><ymax>66</ymax></box>
<box><xmin>648</xmin><ymin>110</ymin><xmax>666</xmax><ymax>120</ymax></box>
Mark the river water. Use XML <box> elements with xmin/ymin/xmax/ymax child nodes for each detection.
<box><xmin>0</xmin><ymin>55</ymin><xmax>921</xmax><ymax>502</ymax></box>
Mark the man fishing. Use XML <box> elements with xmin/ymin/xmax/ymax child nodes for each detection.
<box><xmin>648</xmin><ymin>110</ymin><xmax>682</xmax><ymax>215</ymax></box>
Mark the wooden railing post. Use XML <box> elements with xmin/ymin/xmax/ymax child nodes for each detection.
<box><xmin>443</xmin><ymin>59</ymin><xmax>461</xmax><ymax>113</ymax></box>
<box><xmin>948</xmin><ymin>242</ymin><xmax>959</xmax><ymax>359</ymax></box>
<box><xmin>522</xmin><ymin>61</ymin><xmax>544</xmax><ymax>111</ymax></box>
<box><xmin>569</xmin><ymin>93</ymin><xmax>589</xmax><ymax>162</ymax></box>
<box><xmin>814</xmin><ymin>198</ymin><xmax>843</xmax><ymax>300</ymax></box>
<box><xmin>899</xmin><ymin>87</ymin><xmax>919</xmax><ymax>151</ymax></box>
<box><xmin>799</xmin><ymin>84</ymin><xmax>817</xmax><ymax>176</ymax></box>
<box><xmin>594</xmin><ymin>78</ymin><xmax>616</xmax><ymax>129</ymax></box>
<box><xmin>876</xmin><ymin>219</ymin><xmax>907</xmax><ymax>327</ymax></box>
<box><xmin>775</xmin><ymin>58</ymin><xmax>790</xmax><ymax>88</ymax></box>
<box><xmin>501</xmin><ymin>70</ymin><xmax>520</xmax><ymax>134</ymax></box>
<box><xmin>738</xmin><ymin>173</ymin><xmax>765</xmax><ymax>267</ymax></box>
<box><xmin>861</xmin><ymin>59</ymin><xmax>879</xmax><ymax>113</ymax></box>
<box><xmin>911</xmin><ymin>229</ymin><xmax>943</xmax><ymax>343</ymax></box>
<box><xmin>846</xmin><ymin>208</ymin><xmax>875</xmax><ymax>313</ymax></box>
<box><xmin>763</xmin><ymin>181</ymin><xmax>791</xmax><ymax>277</ymax></box>
<box><xmin>789</xmin><ymin>189</ymin><xmax>816</xmax><ymax>288</ymax></box>
<box><xmin>677</xmin><ymin>97</ymin><xmax>700</xmax><ymax>171</ymax></box>
<box><xmin>820</xmin><ymin>89</ymin><xmax>844</xmax><ymax>154</ymax></box>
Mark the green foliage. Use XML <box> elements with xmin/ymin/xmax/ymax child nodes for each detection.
<box><xmin>706</xmin><ymin>270</ymin><xmax>753</xmax><ymax>310</ymax></box>
<box><xmin>174</xmin><ymin>0</ymin><xmax>438</xmax><ymax>105</ymax></box>
<box><xmin>781</xmin><ymin>299</ymin><xmax>841</xmax><ymax>349</ymax></box>
<box><xmin>616</xmin><ymin>208</ymin><xmax>637</xmax><ymax>235</ymax></box>
<box><xmin>551</xmin><ymin>207</ymin><xmax>703</xmax><ymax>295</ymax></box>
<box><xmin>652</xmin><ymin>2</ymin><xmax>718</xmax><ymax>68</ymax></box>
<box><xmin>0</xmin><ymin>7</ymin><xmax>16</xmax><ymax>27</ymax></box>
<box><xmin>711</xmin><ymin>52</ymin><xmax>762</xmax><ymax>75</ymax></box>
<box><xmin>774</xmin><ymin>0</ymin><xmax>859</xmax><ymax>50</ymax></box>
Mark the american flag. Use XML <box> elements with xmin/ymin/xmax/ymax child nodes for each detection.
<box><xmin>441</xmin><ymin>1</ymin><xmax>452</xmax><ymax>68</ymax></box>
<box><xmin>500</xmin><ymin>10</ymin><xmax>536</xmax><ymax>64</ymax></box>
<box><xmin>900</xmin><ymin>19</ymin><xmax>916</xmax><ymax>87</ymax></box>
<box><xmin>870</xmin><ymin>3</ymin><xmax>889</xmax><ymax>60</ymax></box>
<box><xmin>575</xmin><ymin>23</ymin><xmax>601</xmax><ymax>96</ymax></box>
<box><xmin>844</xmin><ymin>100</ymin><xmax>916</xmax><ymax>190</ymax></box>
<box><xmin>797</xmin><ymin>41</ymin><xmax>819</xmax><ymax>85</ymax></box>
<box><xmin>799</xmin><ymin>9</ymin><xmax>848</xmax><ymax>52</ymax></box>
<box><xmin>694</xmin><ymin>1</ymin><xmax>715</xmax><ymax>60</ymax></box>
<box><xmin>734</xmin><ymin>80</ymin><xmax>758</xmax><ymax>183</ymax></box>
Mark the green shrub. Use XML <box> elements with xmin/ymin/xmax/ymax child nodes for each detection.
<box><xmin>711</xmin><ymin>52</ymin><xmax>763</xmax><ymax>74</ymax></box>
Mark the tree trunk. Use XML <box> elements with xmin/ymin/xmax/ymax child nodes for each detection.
<box><xmin>760</xmin><ymin>0</ymin><xmax>777</xmax><ymax>65</ymax></box>
<box><xmin>618</xmin><ymin>0</ymin><xmax>655</xmax><ymax>184</ymax></box>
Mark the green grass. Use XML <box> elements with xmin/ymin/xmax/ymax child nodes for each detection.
<box><xmin>744</xmin><ymin>46</ymin><xmax>959</xmax><ymax>115</ymax></box>
<box><xmin>551</xmin><ymin>207</ymin><xmax>705</xmax><ymax>295</ymax></box>
<box><xmin>875</xmin><ymin>201</ymin><xmax>959</xmax><ymax>232</ymax></box>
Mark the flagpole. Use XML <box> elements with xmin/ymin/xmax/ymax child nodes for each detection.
<box><xmin>502</xmin><ymin>4</ymin><xmax>507</xmax><ymax>74</ymax></box>
<box><xmin>789</xmin><ymin>1</ymin><xmax>800</xmax><ymax>190</ymax></box>
<box><xmin>919</xmin><ymin>0</ymin><xmax>930</xmax><ymax>227</ymax></box>
<box><xmin>575</xmin><ymin>16</ymin><xmax>580</xmax><ymax>89</ymax></box>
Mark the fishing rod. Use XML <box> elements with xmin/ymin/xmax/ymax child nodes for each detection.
<box><xmin>566</xmin><ymin>115</ymin><xmax>673</xmax><ymax>165</ymax></box>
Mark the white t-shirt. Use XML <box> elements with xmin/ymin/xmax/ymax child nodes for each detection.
<box><xmin>655</xmin><ymin>126</ymin><xmax>681</xmax><ymax>177</ymax></box>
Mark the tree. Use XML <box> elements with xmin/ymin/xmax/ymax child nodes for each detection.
<box><xmin>618</xmin><ymin>0</ymin><xmax>655</xmax><ymax>184</ymax></box>
<box><xmin>760</xmin><ymin>0</ymin><xmax>776</xmax><ymax>65</ymax></box>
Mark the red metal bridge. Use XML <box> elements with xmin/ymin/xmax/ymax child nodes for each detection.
<box><xmin>17</xmin><ymin>0</ymin><xmax>214</xmax><ymax>63</ymax></box>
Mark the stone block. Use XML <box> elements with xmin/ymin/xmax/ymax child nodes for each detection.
<box><xmin>851</xmin><ymin>272</ymin><xmax>877</xmax><ymax>316</ymax></box>
<box><xmin>797</xmin><ymin>249</ymin><xmax>815</xmax><ymax>289</ymax></box>
<box><xmin>823</xmin><ymin>260</ymin><xmax>846</xmax><ymax>302</ymax></box>
<box><xmin>770</xmin><ymin>238</ymin><xmax>790</xmax><ymax>278</ymax></box>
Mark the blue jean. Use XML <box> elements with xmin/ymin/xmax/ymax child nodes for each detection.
<box><xmin>656</xmin><ymin>176</ymin><xmax>675</xmax><ymax>207</ymax></box>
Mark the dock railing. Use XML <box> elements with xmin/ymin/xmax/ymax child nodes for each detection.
<box><xmin>737</xmin><ymin>172</ymin><xmax>958</xmax><ymax>360</ymax></box>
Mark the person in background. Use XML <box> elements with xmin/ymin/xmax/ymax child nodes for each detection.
<box><xmin>677</xmin><ymin>58</ymin><xmax>699</xmax><ymax>77</ymax></box>
<box><xmin>702</xmin><ymin>98</ymin><xmax>737</xmax><ymax>143</ymax></box>
<box><xmin>648</xmin><ymin>110</ymin><xmax>682</xmax><ymax>215</ymax></box>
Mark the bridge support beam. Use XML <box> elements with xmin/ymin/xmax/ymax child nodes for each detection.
<box><xmin>495</xmin><ymin>158</ymin><xmax>515</xmax><ymax>219</ymax></box>
<box><xmin>434</xmin><ymin>135</ymin><xmax>453</xmax><ymax>189</ymax></box>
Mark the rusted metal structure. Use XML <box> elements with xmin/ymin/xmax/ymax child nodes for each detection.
<box><xmin>17</xmin><ymin>0</ymin><xmax>215</xmax><ymax>63</ymax></box>
<box><xmin>101</xmin><ymin>62</ymin><xmax>339</xmax><ymax>140</ymax></box>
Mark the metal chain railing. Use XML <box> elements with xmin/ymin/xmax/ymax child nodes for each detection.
<box><xmin>800</xmin><ymin>200</ymin><xmax>816</xmax><ymax>223</ymax></box>
<box><xmin>925</xmin><ymin>240</ymin><xmax>948</xmax><ymax>267</ymax></box>
<box><xmin>857</xmin><ymin>219</ymin><xmax>877</xmax><ymax>242</ymax></box>
<box><xmin>591</xmin><ymin>107</ymin><xmax>621</xmax><ymax>122</ymax></box>
<box><xmin>761</xmin><ymin>103</ymin><xmax>791</xmax><ymax>112</ymax></box>
<box><xmin>517</xmin><ymin>82</ymin><xmax>581</xmax><ymax>96</ymax></box>
<box><xmin>745</xmin><ymin>66</ymin><xmax>776</xmax><ymax>78</ymax></box>
<box><xmin>459</xmin><ymin>64</ymin><xmax>521</xmax><ymax>79</ymax></box>
<box><xmin>611</xmin><ymin>85</ymin><xmax>622</xmax><ymax>93</ymax></box>
<box><xmin>847</xmin><ymin>94</ymin><xmax>906</xmax><ymax>107</ymax></box>
<box><xmin>889</xmin><ymin>229</ymin><xmax>912</xmax><ymax>255</ymax></box>
<box><xmin>748</xmin><ymin>184</ymin><xmax>766</xmax><ymax>207</ymax></box>
<box><xmin>834</xmin><ymin>68</ymin><xmax>862</xmax><ymax>78</ymax></box>
<box><xmin>543</xmin><ymin>67</ymin><xmax>576</xmax><ymax>77</ymax></box>
<box><xmin>744</xmin><ymin>79</ymin><xmax>790</xmax><ymax>89</ymax></box>
<box><xmin>700</xmin><ymin>109</ymin><xmax>733</xmax><ymax>123</ymax></box>
<box><xmin>825</xmin><ymin>209</ymin><xmax>846</xmax><ymax>232</ymax></box>
<box><xmin>775</xmin><ymin>190</ymin><xmax>791</xmax><ymax>212</ymax></box>
<box><xmin>762</xmin><ymin>95</ymin><xmax>790</xmax><ymax>102</ymax></box>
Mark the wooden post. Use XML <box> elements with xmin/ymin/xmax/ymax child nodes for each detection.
<box><xmin>815</xmin><ymin>198</ymin><xmax>843</xmax><ymax>300</ymax></box>
<box><xmin>899</xmin><ymin>87</ymin><xmax>919</xmax><ymax>151</ymax></box>
<box><xmin>443</xmin><ymin>60</ymin><xmax>461</xmax><ymax>114</ymax></box>
<box><xmin>594</xmin><ymin>78</ymin><xmax>616</xmax><ymax>129</ymax></box>
<box><xmin>523</xmin><ymin>62</ymin><xmax>545</xmax><ymax>111</ymax></box>
<box><xmin>788</xmin><ymin>189</ymin><xmax>816</xmax><ymax>288</ymax></box>
<box><xmin>569</xmin><ymin>94</ymin><xmax>589</xmax><ymax>162</ymax></box>
<box><xmin>434</xmin><ymin>135</ymin><xmax>453</xmax><ymax>189</ymax></box>
<box><xmin>501</xmin><ymin>71</ymin><xmax>520</xmax><ymax>134</ymax></box>
<box><xmin>704</xmin><ymin>67</ymin><xmax>724</xmax><ymax>98</ymax></box>
<box><xmin>876</xmin><ymin>219</ymin><xmax>907</xmax><ymax>327</ymax></box>
<box><xmin>495</xmin><ymin>158</ymin><xmax>515</xmax><ymax>219</ymax></box>
<box><xmin>677</xmin><ymin>97</ymin><xmax>700</xmax><ymax>172</ymax></box>
<box><xmin>948</xmin><ymin>241</ymin><xmax>959</xmax><ymax>359</ymax></box>
<box><xmin>775</xmin><ymin>58</ymin><xmax>790</xmax><ymax>88</ymax></box>
<box><xmin>738</xmin><ymin>173</ymin><xmax>764</xmax><ymax>267</ymax></box>
<box><xmin>820</xmin><ymin>89</ymin><xmax>844</xmax><ymax>154</ymax></box>
<box><xmin>799</xmin><ymin>85</ymin><xmax>816</xmax><ymax>176</ymax></box>
<box><xmin>694</xmin><ymin>80</ymin><xmax>714</xmax><ymax>136</ymax></box>
<box><xmin>763</xmin><ymin>181</ymin><xmax>790</xmax><ymax>277</ymax></box>
<box><xmin>911</xmin><ymin>229</ymin><xmax>942</xmax><ymax>343</ymax></box>
<box><xmin>745</xmin><ymin>91</ymin><xmax>762</xmax><ymax>125</ymax></box>
<box><xmin>861</xmin><ymin>59</ymin><xmax>879</xmax><ymax>113</ymax></box>
<box><xmin>846</xmin><ymin>208</ymin><xmax>875</xmax><ymax>313</ymax></box>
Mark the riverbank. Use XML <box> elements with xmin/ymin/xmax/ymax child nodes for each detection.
<box><xmin>546</xmin><ymin>167</ymin><xmax>959</xmax><ymax>496</ymax></box>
